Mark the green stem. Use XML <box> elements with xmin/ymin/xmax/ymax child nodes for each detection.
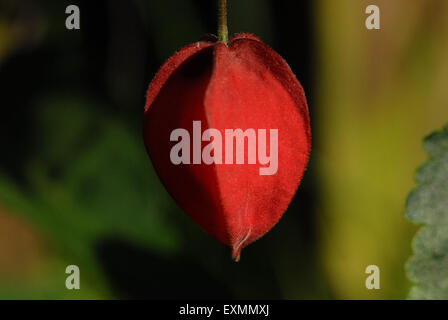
<box><xmin>218</xmin><ymin>0</ymin><xmax>228</xmax><ymax>44</ymax></box>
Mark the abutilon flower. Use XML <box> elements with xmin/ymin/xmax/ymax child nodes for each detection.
<box><xmin>143</xmin><ymin>1</ymin><xmax>310</xmax><ymax>261</ymax></box>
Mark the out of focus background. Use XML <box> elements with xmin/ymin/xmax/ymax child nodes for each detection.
<box><xmin>0</xmin><ymin>0</ymin><xmax>447</xmax><ymax>299</ymax></box>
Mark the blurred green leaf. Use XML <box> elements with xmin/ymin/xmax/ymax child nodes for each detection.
<box><xmin>0</xmin><ymin>94</ymin><xmax>183</xmax><ymax>298</ymax></box>
<box><xmin>405</xmin><ymin>124</ymin><xmax>448</xmax><ymax>299</ymax></box>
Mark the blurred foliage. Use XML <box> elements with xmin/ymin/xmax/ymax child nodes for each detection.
<box><xmin>0</xmin><ymin>95</ymin><xmax>182</xmax><ymax>298</ymax></box>
<box><xmin>405</xmin><ymin>125</ymin><xmax>448</xmax><ymax>299</ymax></box>
<box><xmin>316</xmin><ymin>0</ymin><xmax>448</xmax><ymax>299</ymax></box>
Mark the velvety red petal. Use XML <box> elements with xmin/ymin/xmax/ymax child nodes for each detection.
<box><xmin>145</xmin><ymin>41</ymin><xmax>215</xmax><ymax>113</ymax></box>
<box><xmin>204</xmin><ymin>39</ymin><xmax>310</xmax><ymax>260</ymax></box>
<box><xmin>143</xmin><ymin>35</ymin><xmax>311</xmax><ymax>261</ymax></box>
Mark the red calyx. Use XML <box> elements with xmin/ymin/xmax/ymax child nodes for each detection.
<box><xmin>143</xmin><ymin>34</ymin><xmax>311</xmax><ymax>261</ymax></box>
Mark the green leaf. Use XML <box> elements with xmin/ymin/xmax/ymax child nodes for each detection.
<box><xmin>405</xmin><ymin>124</ymin><xmax>448</xmax><ymax>299</ymax></box>
<box><xmin>0</xmin><ymin>94</ymin><xmax>184</xmax><ymax>298</ymax></box>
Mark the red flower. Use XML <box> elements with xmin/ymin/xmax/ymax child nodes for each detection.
<box><xmin>143</xmin><ymin>34</ymin><xmax>311</xmax><ymax>261</ymax></box>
